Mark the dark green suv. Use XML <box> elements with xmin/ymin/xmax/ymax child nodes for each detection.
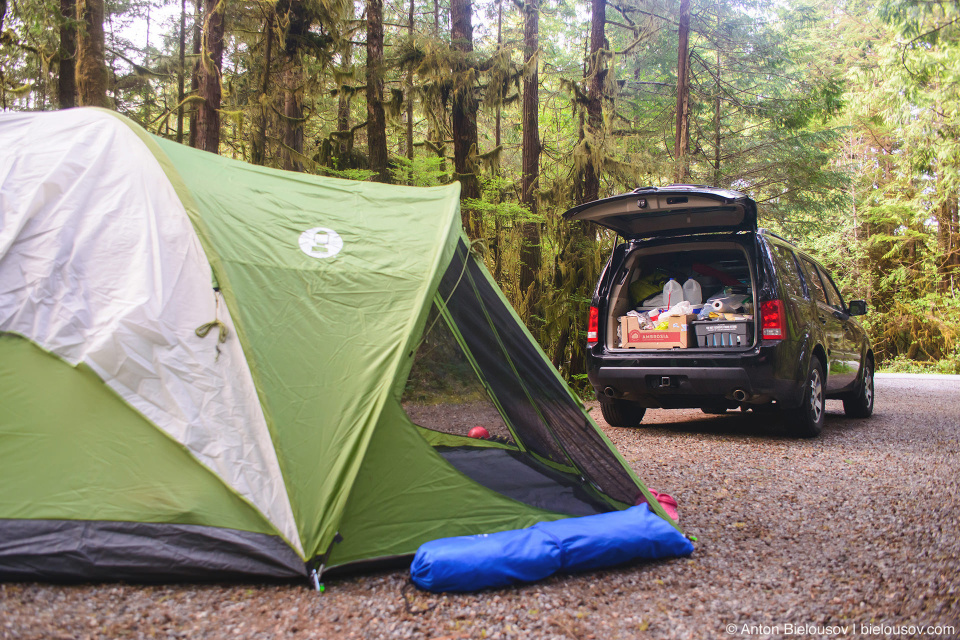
<box><xmin>564</xmin><ymin>185</ymin><xmax>874</xmax><ymax>437</ymax></box>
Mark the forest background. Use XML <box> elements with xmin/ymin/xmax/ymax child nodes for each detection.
<box><xmin>2</xmin><ymin>0</ymin><xmax>959</xmax><ymax>385</ymax></box>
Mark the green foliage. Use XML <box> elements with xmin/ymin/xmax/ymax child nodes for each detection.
<box><xmin>4</xmin><ymin>0</ymin><xmax>960</xmax><ymax>378</ymax></box>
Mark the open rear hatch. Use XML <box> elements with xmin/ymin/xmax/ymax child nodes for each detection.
<box><xmin>563</xmin><ymin>185</ymin><xmax>757</xmax><ymax>239</ymax></box>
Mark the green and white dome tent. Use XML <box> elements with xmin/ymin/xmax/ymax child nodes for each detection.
<box><xmin>0</xmin><ymin>108</ymin><xmax>675</xmax><ymax>583</ymax></box>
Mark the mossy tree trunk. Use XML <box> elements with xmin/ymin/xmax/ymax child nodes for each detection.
<box><xmin>76</xmin><ymin>0</ymin><xmax>108</xmax><ymax>107</ymax></box>
<box><xmin>196</xmin><ymin>0</ymin><xmax>225</xmax><ymax>153</ymax></box>
<box><xmin>366</xmin><ymin>0</ymin><xmax>390</xmax><ymax>182</ymax></box>
<box><xmin>250</xmin><ymin>8</ymin><xmax>273</xmax><ymax>165</ymax></box>
<box><xmin>517</xmin><ymin>0</ymin><xmax>541</xmax><ymax>317</ymax></box>
<box><xmin>188</xmin><ymin>0</ymin><xmax>202</xmax><ymax>148</ymax></box>
<box><xmin>58</xmin><ymin>0</ymin><xmax>77</xmax><ymax>108</ymax></box>
<box><xmin>674</xmin><ymin>0</ymin><xmax>691</xmax><ymax>183</ymax></box>
<box><xmin>582</xmin><ymin>0</ymin><xmax>605</xmax><ymax>204</ymax></box>
<box><xmin>451</xmin><ymin>0</ymin><xmax>480</xmax><ymax>233</ymax></box>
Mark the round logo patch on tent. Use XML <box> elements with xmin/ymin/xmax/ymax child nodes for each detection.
<box><xmin>299</xmin><ymin>227</ymin><xmax>343</xmax><ymax>259</ymax></box>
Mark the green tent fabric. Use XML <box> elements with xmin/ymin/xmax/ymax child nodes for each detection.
<box><xmin>0</xmin><ymin>108</ymin><xmax>672</xmax><ymax>583</ymax></box>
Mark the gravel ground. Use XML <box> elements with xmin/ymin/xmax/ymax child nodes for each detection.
<box><xmin>403</xmin><ymin>401</ymin><xmax>512</xmax><ymax>441</ymax></box>
<box><xmin>3</xmin><ymin>375</ymin><xmax>958</xmax><ymax>640</ymax></box>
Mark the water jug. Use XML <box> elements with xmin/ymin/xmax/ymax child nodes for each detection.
<box><xmin>682</xmin><ymin>278</ymin><xmax>702</xmax><ymax>305</ymax></box>
<box><xmin>663</xmin><ymin>278</ymin><xmax>683</xmax><ymax>309</ymax></box>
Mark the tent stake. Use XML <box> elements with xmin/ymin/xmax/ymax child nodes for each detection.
<box><xmin>310</xmin><ymin>566</ymin><xmax>325</xmax><ymax>592</ymax></box>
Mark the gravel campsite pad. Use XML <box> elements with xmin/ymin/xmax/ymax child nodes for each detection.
<box><xmin>2</xmin><ymin>375</ymin><xmax>958</xmax><ymax>640</ymax></box>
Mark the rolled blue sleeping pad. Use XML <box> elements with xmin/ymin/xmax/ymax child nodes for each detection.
<box><xmin>410</xmin><ymin>527</ymin><xmax>562</xmax><ymax>592</ymax></box>
<box><xmin>410</xmin><ymin>505</ymin><xmax>694</xmax><ymax>592</ymax></box>
<box><xmin>531</xmin><ymin>503</ymin><xmax>693</xmax><ymax>572</ymax></box>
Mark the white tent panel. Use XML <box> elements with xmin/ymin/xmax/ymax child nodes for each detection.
<box><xmin>0</xmin><ymin>109</ymin><xmax>302</xmax><ymax>557</ymax></box>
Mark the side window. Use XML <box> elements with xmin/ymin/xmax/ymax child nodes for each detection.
<box><xmin>817</xmin><ymin>266</ymin><xmax>844</xmax><ymax>309</ymax></box>
<box><xmin>799</xmin><ymin>258</ymin><xmax>828</xmax><ymax>305</ymax></box>
<box><xmin>772</xmin><ymin>245</ymin><xmax>806</xmax><ymax>299</ymax></box>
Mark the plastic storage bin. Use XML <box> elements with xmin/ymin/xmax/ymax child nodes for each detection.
<box><xmin>693</xmin><ymin>320</ymin><xmax>753</xmax><ymax>348</ymax></box>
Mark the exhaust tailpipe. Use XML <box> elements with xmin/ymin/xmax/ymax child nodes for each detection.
<box><xmin>733</xmin><ymin>389</ymin><xmax>749</xmax><ymax>402</ymax></box>
<box><xmin>603</xmin><ymin>386</ymin><xmax>616</xmax><ymax>398</ymax></box>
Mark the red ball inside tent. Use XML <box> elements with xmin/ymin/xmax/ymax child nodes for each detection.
<box><xmin>467</xmin><ymin>426</ymin><xmax>490</xmax><ymax>439</ymax></box>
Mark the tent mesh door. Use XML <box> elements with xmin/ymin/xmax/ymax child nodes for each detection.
<box><xmin>402</xmin><ymin>303</ymin><xmax>514</xmax><ymax>445</ymax></box>
<box><xmin>431</xmin><ymin>241</ymin><xmax>645</xmax><ymax>510</ymax></box>
<box><xmin>401</xmin><ymin>303</ymin><xmax>615</xmax><ymax>516</ymax></box>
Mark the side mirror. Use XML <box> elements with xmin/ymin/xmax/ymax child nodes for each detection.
<box><xmin>847</xmin><ymin>300</ymin><xmax>867</xmax><ymax>316</ymax></box>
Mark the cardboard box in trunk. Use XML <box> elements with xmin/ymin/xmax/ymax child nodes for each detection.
<box><xmin>620</xmin><ymin>314</ymin><xmax>696</xmax><ymax>349</ymax></box>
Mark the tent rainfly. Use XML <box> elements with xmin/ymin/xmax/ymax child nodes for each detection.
<box><xmin>0</xmin><ymin>109</ymin><xmax>678</xmax><ymax>583</ymax></box>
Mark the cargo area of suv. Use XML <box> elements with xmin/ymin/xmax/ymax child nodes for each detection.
<box><xmin>604</xmin><ymin>241</ymin><xmax>756</xmax><ymax>352</ymax></box>
<box><xmin>564</xmin><ymin>184</ymin><xmax>874</xmax><ymax>437</ymax></box>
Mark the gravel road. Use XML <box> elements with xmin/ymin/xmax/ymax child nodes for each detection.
<box><xmin>2</xmin><ymin>375</ymin><xmax>958</xmax><ymax>640</ymax></box>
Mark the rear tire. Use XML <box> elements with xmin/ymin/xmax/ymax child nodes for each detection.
<box><xmin>788</xmin><ymin>358</ymin><xmax>825</xmax><ymax>438</ymax></box>
<box><xmin>599</xmin><ymin>398</ymin><xmax>647</xmax><ymax>428</ymax></box>
<box><xmin>843</xmin><ymin>359</ymin><xmax>874</xmax><ymax>418</ymax></box>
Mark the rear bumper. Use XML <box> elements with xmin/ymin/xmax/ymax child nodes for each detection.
<box><xmin>587</xmin><ymin>343</ymin><xmax>804</xmax><ymax>409</ymax></box>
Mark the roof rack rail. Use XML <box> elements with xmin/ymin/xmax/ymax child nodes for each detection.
<box><xmin>759</xmin><ymin>227</ymin><xmax>794</xmax><ymax>245</ymax></box>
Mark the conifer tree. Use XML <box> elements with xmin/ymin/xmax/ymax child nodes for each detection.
<box><xmin>76</xmin><ymin>0</ymin><xmax>108</xmax><ymax>107</ymax></box>
<box><xmin>367</xmin><ymin>0</ymin><xmax>389</xmax><ymax>181</ymax></box>
<box><xmin>196</xmin><ymin>0</ymin><xmax>225</xmax><ymax>152</ymax></box>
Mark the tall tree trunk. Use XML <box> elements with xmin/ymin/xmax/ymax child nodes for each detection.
<box><xmin>336</xmin><ymin>42</ymin><xmax>352</xmax><ymax>167</ymax></box>
<box><xmin>405</xmin><ymin>0</ymin><xmax>415</xmax><ymax>164</ymax></box>
<box><xmin>251</xmin><ymin>8</ymin><xmax>273</xmax><ymax>165</ymax></box>
<box><xmin>951</xmin><ymin>195</ymin><xmax>960</xmax><ymax>296</ymax></box>
<box><xmin>366</xmin><ymin>0</ymin><xmax>390</xmax><ymax>182</ymax></box>
<box><xmin>674</xmin><ymin>0</ymin><xmax>691</xmax><ymax>183</ymax></box>
<box><xmin>712</xmin><ymin>57</ymin><xmax>721</xmax><ymax>186</ymax></box>
<box><xmin>140</xmin><ymin>5</ymin><xmax>155</xmax><ymax>125</ymax></box>
<box><xmin>491</xmin><ymin>0</ymin><xmax>503</xmax><ymax>282</ymax></box>
<box><xmin>582</xmin><ymin>0</ymin><xmax>606</xmax><ymax>204</ymax></box>
<box><xmin>176</xmin><ymin>0</ymin><xmax>187</xmax><ymax>142</ymax></box>
<box><xmin>572</xmin><ymin>33</ymin><xmax>588</xmax><ymax>205</ymax></box>
<box><xmin>451</xmin><ymin>0</ymin><xmax>480</xmax><ymax>234</ymax></box>
<box><xmin>196</xmin><ymin>0</ymin><xmax>225</xmax><ymax>153</ymax></box>
<box><xmin>282</xmin><ymin>64</ymin><xmax>304</xmax><ymax>171</ymax></box>
<box><xmin>711</xmin><ymin>0</ymin><xmax>721</xmax><ymax>186</ymax></box>
<box><xmin>58</xmin><ymin>0</ymin><xmax>77</xmax><ymax>108</ymax></box>
<box><xmin>938</xmin><ymin>193</ymin><xmax>960</xmax><ymax>294</ymax></box>
<box><xmin>517</xmin><ymin>0</ymin><xmax>541</xmax><ymax>313</ymax></box>
<box><xmin>494</xmin><ymin>0</ymin><xmax>502</xmax><ymax>150</ymax></box>
<box><xmin>189</xmin><ymin>0</ymin><xmax>202</xmax><ymax>148</ymax></box>
<box><xmin>565</xmin><ymin>7</ymin><xmax>601</xmax><ymax>374</ymax></box>
<box><xmin>278</xmin><ymin>0</ymin><xmax>311</xmax><ymax>171</ymax></box>
<box><xmin>76</xmin><ymin>0</ymin><xmax>109</xmax><ymax>107</ymax></box>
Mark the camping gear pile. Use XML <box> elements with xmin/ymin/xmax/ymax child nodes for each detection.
<box><xmin>619</xmin><ymin>271</ymin><xmax>754</xmax><ymax>349</ymax></box>
<box><xmin>0</xmin><ymin>109</ymin><xmax>690</xmax><ymax>585</ymax></box>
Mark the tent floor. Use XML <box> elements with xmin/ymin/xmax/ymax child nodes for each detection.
<box><xmin>436</xmin><ymin>447</ymin><xmax>609</xmax><ymax>517</ymax></box>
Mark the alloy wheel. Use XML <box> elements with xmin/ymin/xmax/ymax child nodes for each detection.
<box><xmin>809</xmin><ymin>367</ymin><xmax>823</xmax><ymax>423</ymax></box>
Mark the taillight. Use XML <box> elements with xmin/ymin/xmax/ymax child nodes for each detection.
<box><xmin>587</xmin><ymin>306</ymin><xmax>599</xmax><ymax>343</ymax></box>
<box><xmin>761</xmin><ymin>300</ymin><xmax>785</xmax><ymax>339</ymax></box>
